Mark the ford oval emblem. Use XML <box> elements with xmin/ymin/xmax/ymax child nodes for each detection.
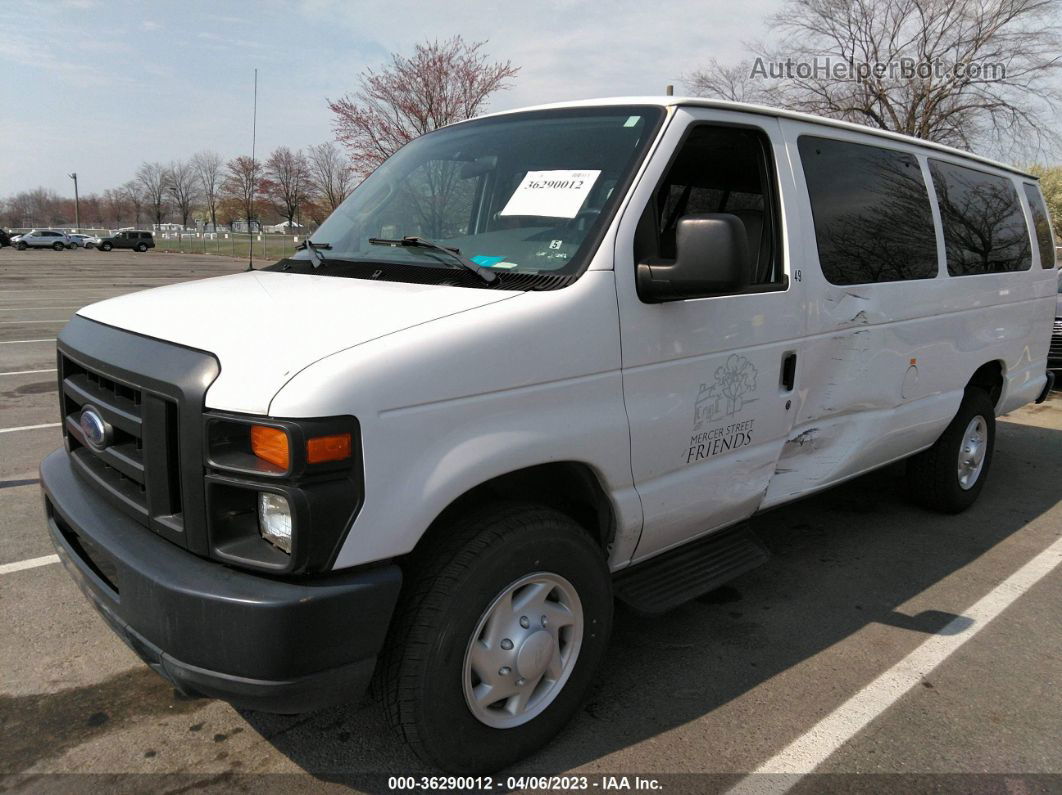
<box><xmin>79</xmin><ymin>407</ymin><xmax>109</xmax><ymax>450</ymax></box>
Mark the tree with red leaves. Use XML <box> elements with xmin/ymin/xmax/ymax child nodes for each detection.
<box><xmin>328</xmin><ymin>36</ymin><xmax>518</xmax><ymax>179</ymax></box>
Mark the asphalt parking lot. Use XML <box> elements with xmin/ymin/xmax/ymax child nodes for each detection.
<box><xmin>1</xmin><ymin>247</ymin><xmax>1060</xmax><ymax>793</ymax></box>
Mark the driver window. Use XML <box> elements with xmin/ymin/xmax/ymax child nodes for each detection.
<box><xmin>635</xmin><ymin>124</ymin><xmax>783</xmax><ymax>288</ymax></box>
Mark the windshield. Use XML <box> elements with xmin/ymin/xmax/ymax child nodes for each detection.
<box><xmin>273</xmin><ymin>106</ymin><xmax>665</xmax><ymax>287</ymax></box>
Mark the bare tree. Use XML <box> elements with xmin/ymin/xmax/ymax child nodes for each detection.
<box><xmin>688</xmin><ymin>0</ymin><xmax>1062</xmax><ymax>156</ymax></box>
<box><xmin>192</xmin><ymin>150</ymin><xmax>224</xmax><ymax>231</ymax></box>
<box><xmin>222</xmin><ymin>155</ymin><xmax>260</xmax><ymax>230</ymax></box>
<box><xmin>262</xmin><ymin>147</ymin><xmax>311</xmax><ymax>231</ymax></box>
<box><xmin>122</xmin><ymin>181</ymin><xmax>145</xmax><ymax>227</ymax></box>
<box><xmin>166</xmin><ymin>159</ymin><xmax>200</xmax><ymax>229</ymax></box>
<box><xmin>328</xmin><ymin>36</ymin><xmax>519</xmax><ymax>178</ymax></box>
<box><xmin>686</xmin><ymin>58</ymin><xmax>779</xmax><ymax>104</ymax></box>
<box><xmin>102</xmin><ymin>188</ymin><xmax>128</xmax><ymax>228</ymax></box>
<box><xmin>306</xmin><ymin>141</ymin><xmax>354</xmax><ymax>212</ymax></box>
<box><xmin>137</xmin><ymin>161</ymin><xmax>168</xmax><ymax>227</ymax></box>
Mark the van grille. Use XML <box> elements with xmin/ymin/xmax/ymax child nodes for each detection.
<box><xmin>61</xmin><ymin>354</ymin><xmax>184</xmax><ymax>534</ymax></box>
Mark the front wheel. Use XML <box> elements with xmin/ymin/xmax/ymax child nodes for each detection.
<box><xmin>907</xmin><ymin>388</ymin><xmax>996</xmax><ymax>513</ymax></box>
<box><xmin>100</xmin><ymin>242</ymin><xmax>112</xmax><ymax>251</ymax></box>
<box><xmin>16</xmin><ymin>241</ymin><xmax>27</xmax><ymax>250</ymax></box>
<box><xmin>382</xmin><ymin>504</ymin><xmax>612</xmax><ymax>773</ymax></box>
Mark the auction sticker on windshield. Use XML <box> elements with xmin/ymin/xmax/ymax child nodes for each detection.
<box><xmin>500</xmin><ymin>170</ymin><xmax>601</xmax><ymax>218</ymax></box>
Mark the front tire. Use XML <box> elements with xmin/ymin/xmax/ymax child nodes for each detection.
<box><xmin>16</xmin><ymin>241</ymin><xmax>26</xmax><ymax>250</ymax></box>
<box><xmin>907</xmin><ymin>388</ymin><xmax>996</xmax><ymax>513</ymax></box>
<box><xmin>100</xmin><ymin>242</ymin><xmax>112</xmax><ymax>251</ymax></box>
<box><xmin>382</xmin><ymin>504</ymin><xmax>612</xmax><ymax>773</ymax></box>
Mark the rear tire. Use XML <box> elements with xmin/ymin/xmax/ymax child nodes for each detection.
<box><xmin>907</xmin><ymin>388</ymin><xmax>996</xmax><ymax>513</ymax></box>
<box><xmin>53</xmin><ymin>241</ymin><xmax>64</xmax><ymax>251</ymax></box>
<box><xmin>135</xmin><ymin>242</ymin><xmax>148</xmax><ymax>252</ymax></box>
<box><xmin>381</xmin><ymin>503</ymin><xmax>612</xmax><ymax>773</ymax></box>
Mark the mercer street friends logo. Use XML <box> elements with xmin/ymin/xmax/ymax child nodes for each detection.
<box><xmin>687</xmin><ymin>354</ymin><xmax>758</xmax><ymax>464</ymax></box>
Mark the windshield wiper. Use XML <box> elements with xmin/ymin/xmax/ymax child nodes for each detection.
<box><xmin>294</xmin><ymin>239</ymin><xmax>331</xmax><ymax>269</ymax></box>
<box><xmin>368</xmin><ymin>236</ymin><xmax>498</xmax><ymax>285</ymax></box>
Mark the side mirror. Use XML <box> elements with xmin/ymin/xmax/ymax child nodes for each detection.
<box><xmin>637</xmin><ymin>213</ymin><xmax>750</xmax><ymax>302</ymax></box>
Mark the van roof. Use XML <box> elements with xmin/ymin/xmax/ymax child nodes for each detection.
<box><xmin>476</xmin><ymin>96</ymin><xmax>1036</xmax><ymax>180</ymax></box>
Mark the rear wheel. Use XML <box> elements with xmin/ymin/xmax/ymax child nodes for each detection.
<box><xmin>382</xmin><ymin>504</ymin><xmax>612</xmax><ymax>773</ymax></box>
<box><xmin>135</xmin><ymin>242</ymin><xmax>148</xmax><ymax>252</ymax></box>
<box><xmin>907</xmin><ymin>388</ymin><xmax>996</xmax><ymax>513</ymax></box>
<box><xmin>53</xmin><ymin>241</ymin><xmax>64</xmax><ymax>251</ymax></box>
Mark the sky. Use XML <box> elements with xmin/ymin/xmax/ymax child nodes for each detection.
<box><xmin>0</xmin><ymin>0</ymin><xmax>780</xmax><ymax>196</ymax></box>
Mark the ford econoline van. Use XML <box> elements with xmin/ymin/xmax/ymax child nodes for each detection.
<box><xmin>41</xmin><ymin>97</ymin><xmax>1058</xmax><ymax>772</ymax></box>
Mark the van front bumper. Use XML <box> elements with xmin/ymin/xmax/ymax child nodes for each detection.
<box><xmin>41</xmin><ymin>448</ymin><xmax>402</xmax><ymax>714</ymax></box>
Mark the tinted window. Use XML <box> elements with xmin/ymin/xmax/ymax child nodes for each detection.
<box><xmin>1023</xmin><ymin>184</ymin><xmax>1056</xmax><ymax>268</ymax></box>
<box><xmin>799</xmin><ymin>136</ymin><xmax>937</xmax><ymax>285</ymax></box>
<box><xmin>929</xmin><ymin>160</ymin><xmax>1031</xmax><ymax>275</ymax></box>
<box><xmin>636</xmin><ymin>124</ymin><xmax>783</xmax><ymax>287</ymax></box>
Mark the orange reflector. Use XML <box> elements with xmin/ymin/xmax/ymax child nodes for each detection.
<box><xmin>250</xmin><ymin>425</ymin><xmax>290</xmax><ymax>469</ymax></box>
<box><xmin>307</xmin><ymin>433</ymin><xmax>352</xmax><ymax>464</ymax></box>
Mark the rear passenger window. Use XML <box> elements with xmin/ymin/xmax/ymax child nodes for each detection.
<box><xmin>1023</xmin><ymin>184</ymin><xmax>1057</xmax><ymax>268</ymax></box>
<box><xmin>929</xmin><ymin>160</ymin><xmax>1031</xmax><ymax>275</ymax></box>
<box><xmin>798</xmin><ymin>137</ymin><xmax>937</xmax><ymax>285</ymax></box>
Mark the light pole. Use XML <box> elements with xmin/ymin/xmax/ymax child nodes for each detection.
<box><xmin>68</xmin><ymin>172</ymin><xmax>80</xmax><ymax>232</ymax></box>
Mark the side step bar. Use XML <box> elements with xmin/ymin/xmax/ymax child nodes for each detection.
<box><xmin>613</xmin><ymin>523</ymin><xmax>769</xmax><ymax>615</ymax></box>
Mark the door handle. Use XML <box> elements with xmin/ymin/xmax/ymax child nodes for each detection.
<box><xmin>781</xmin><ymin>352</ymin><xmax>797</xmax><ymax>391</ymax></box>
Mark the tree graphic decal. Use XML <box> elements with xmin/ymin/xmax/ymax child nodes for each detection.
<box><xmin>707</xmin><ymin>354</ymin><xmax>758</xmax><ymax>418</ymax></box>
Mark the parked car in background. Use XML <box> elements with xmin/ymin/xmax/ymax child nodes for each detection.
<box><xmin>90</xmin><ymin>230</ymin><xmax>155</xmax><ymax>252</ymax></box>
<box><xmin>12</xmin><ymin>229</ymin><xmax>70</xmax><ymax>250</ymax></box>
<box><xmin>1050</xmin><ymin>271</ymin><xmax>1062</xmax><ymax>371</ymax></box>
<box><xmin>66</xmin><ymin>233</ymin><xmax>94</xmax><ymax>249</ymax></box>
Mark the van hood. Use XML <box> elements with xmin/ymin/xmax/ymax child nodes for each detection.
<box><xmin>77</xmin><ymin>270</ymin><xmax>519</xmax><ymax>414</ymax></box>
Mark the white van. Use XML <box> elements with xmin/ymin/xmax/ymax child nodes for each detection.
<box><xmin>42</xmin><ymin>97</ymin><xmax>1057</xmax><ymax>772</ymax></box>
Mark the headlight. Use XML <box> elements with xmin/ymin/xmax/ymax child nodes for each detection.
<box><xmin>258</xmin><ymin>492</ymin><xmax>293</xmax><ymax>553</ymax></box>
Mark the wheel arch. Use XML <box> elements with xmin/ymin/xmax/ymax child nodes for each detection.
<box><xmin>407</xmin><ymin>462</ymin><xmax>617</xmax><ymax>562</ymax></box>
<box><xmin>966</xmin><ymin>359</ymin><xmax>1005</xmax><ymax>410</ymax></box>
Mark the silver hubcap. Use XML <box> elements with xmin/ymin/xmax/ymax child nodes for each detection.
<box><xmin>957</xmin><ymin>416</ymin><xmax>988</xmax><ymax>490</ymax></box>
<box><xmin>462</xmin><ymin>572</ymin><xmax>583</xmax><ymax>729</ymax></box>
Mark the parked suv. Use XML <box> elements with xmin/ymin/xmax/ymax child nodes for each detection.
<box><xmin>13</xmin><ymin>229</ymin><xmax>70</xmax><ymax>250</ymax></box>
<box><xmin>91</xmin><ymin>230</ymin><xmax>155</xmax><ymax>252</ymax></box>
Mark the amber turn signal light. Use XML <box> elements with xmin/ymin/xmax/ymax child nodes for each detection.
<box><xmin>250</xmin><ymin>425</ymin><xmax>290</xmax><ymax>469</ymax></box>
<box><xmin>306</xmin><ymin>433</ymin><xmax>352</xmax><ymax>464</ymax></box>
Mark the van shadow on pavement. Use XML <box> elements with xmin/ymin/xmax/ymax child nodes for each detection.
<box><xmin>240</xmin><ymin>419</ymin><xmax>1062</xmax><ymax>784</ymax></box>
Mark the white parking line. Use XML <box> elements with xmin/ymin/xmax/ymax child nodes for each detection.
<box><xmin>0</xmin><ymin>338</ymin><xmax>55</xmax><ymax>344</ymax></box>
<box><xmin>0</xmin><ymin>555</ymin><xmax>60</xmax><ymax>576</ymax></box>
<box><xmin>0</xmin><ymin>319</ymin><xmax>67</xmax><ymax>324</ymax></box>
<box><xmin>726</xmin><ymin>534</ymin><xmax>1062</xmax><ymax>795</ymax></box>
<box><xmin>0</xmin><ymin>369</ymin><xmax>57</xmax><ymax>376</ymax></box>
<box><xmin>0</xmin><ymin>423</ymin><xmax>61</xmax><ymax>434</ymax></box>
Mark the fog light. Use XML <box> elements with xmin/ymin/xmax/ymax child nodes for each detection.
<box><xmin>258</xmin><ymin>493</ymin><xmax>292</xmax><ymax>553</ymax></box>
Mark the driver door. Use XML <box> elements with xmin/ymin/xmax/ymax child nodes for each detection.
<box><xmin>613</xmin><ymin>108</ymin><xmax>807</xmax><ymax>563</ymax></box>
